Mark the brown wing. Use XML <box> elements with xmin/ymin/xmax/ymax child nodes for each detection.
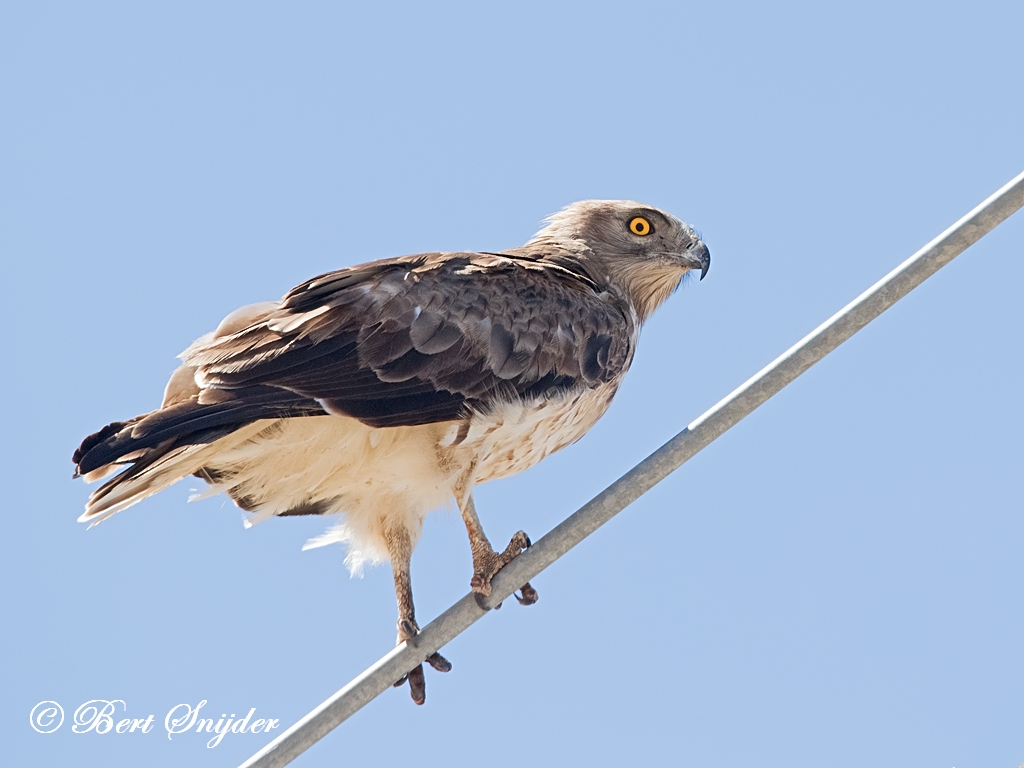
<box><xmin>183</xmin><ymin>250</ymin><xmax>635</xmax><ymax>428</ymax></box>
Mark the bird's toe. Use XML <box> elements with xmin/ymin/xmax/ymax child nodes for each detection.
<box><xmin>407</xmin><ymin>664</ymin><xmax>426</xmax><ymax>705</ymax></box>
<box><xmin>394</xmin><ymin>620</ymin><xmax>451</xmax><ymax>703</ymax></box>
<box><xmin>397</xmin><ymin>617</ymin><xmax>421</xmax><ymax>646</ymax></box>
<box><xmin>502</xmin><ymin>530</ymin><xmax>531</xmax><ymax>559</ymax></box>
<box><xmin>470</xmin><ymin>530</ymin><xmax>533</xmax><ymax>603</ymax></box>
<box><xmin>426</xmin><ymin>652</ymin><xmax>452</xmax><ymax>673</ymax></box>
<box><xmin>515</xmin><ymin>582</ymin><xmax>539</xmax><ymax>606</ymax></box>
<box><xmin>470</xmin><ymin>572</ymin><xmax>493</xmax><ymax>596</ymax></box>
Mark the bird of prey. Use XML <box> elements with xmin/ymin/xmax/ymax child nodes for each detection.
<box><xmin>73</xmin><ymin>200</ymin><xmax>710</xmax><ymax>704</ymax></box>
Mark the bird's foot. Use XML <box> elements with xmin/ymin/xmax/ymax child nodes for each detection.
<box><xmin>393</xmin><ymin>618</ymin><xmax>451</xmax><ymax>705</ymax></box>
<box><xmin>470</xmin><ymin>530</ymin><xmax>539</xmax><ymax>608</ymax></box>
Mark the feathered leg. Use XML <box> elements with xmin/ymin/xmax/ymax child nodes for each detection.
<box><xmin>453</xmin><ymin>479</ymin><xmax>538</xmax><ymax>608</ymax></box>
<box><xmin>386</xmin><ymin>522</ymin><xmax>451</xmax><ymax>705</ymax></box>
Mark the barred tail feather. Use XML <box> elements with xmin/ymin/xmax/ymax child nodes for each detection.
<box><xmin>73</xmin><ymin>383</ymin><xmax>327</xmax><ymax>526</ymax></box>
<box><xmin>77</xmin><ymin>421</ymin><xmax>270</xmax><ymax>526</ymax></box>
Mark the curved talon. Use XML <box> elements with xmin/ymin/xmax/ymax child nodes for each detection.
<box><xmin>399</xmin><ymin>618</ymin><xmax>419</xmax><ymax>646</ymax></box>
<box><xmin>473</xmin><ymin>591</ymin><xmax>504</xmax><ymax>611</ymax></box>
<box><xmin>505</xmin><ymin>530</ymin><xmax>530</xmax><ymax>556</ymax></box>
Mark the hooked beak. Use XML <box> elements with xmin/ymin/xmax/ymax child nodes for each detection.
<box><xmin>685</xmin><ymin>241</ymin><xmax>711</xmax><ymax>281</ymax></box>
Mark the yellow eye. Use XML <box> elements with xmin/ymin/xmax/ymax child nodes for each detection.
<box><xmin>628</xmin><ymin>216</ymin><xmax>652</xmax><ymax>236</ymax></box>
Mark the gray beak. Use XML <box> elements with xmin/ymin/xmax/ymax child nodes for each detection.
<box><xmin>687</xmin><ymin>241</ymin><xmax>711</xmax><ymax>281</ymax></box>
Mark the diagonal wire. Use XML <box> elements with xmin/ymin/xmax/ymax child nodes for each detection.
<box><xmin>240</xmin><ymin>169</ymin><xmax>1024</xmax><ymax>768</ymax></box>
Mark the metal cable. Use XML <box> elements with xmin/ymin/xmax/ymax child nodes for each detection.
<box><xmin>240</xmin><ymin>169</ymin><xmax>1024</xmax><ymax>768</ymax></box>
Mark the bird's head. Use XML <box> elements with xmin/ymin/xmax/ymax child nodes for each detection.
<box><xmin>527</xmin><ymin>200</ymin><xmax>710</xmax><ymax>323</ymax></box>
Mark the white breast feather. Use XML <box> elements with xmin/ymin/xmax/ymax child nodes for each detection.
<box><xmin>194</xmin><ymin>384</ymin><xmax>617</xmax><ymax>575</ymax></box>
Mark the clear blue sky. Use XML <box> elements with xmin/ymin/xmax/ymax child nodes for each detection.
<box><xmin>3</xmin><ymin>2</ymin><xmax>1023</xmax><ymax>766</ymax></box>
